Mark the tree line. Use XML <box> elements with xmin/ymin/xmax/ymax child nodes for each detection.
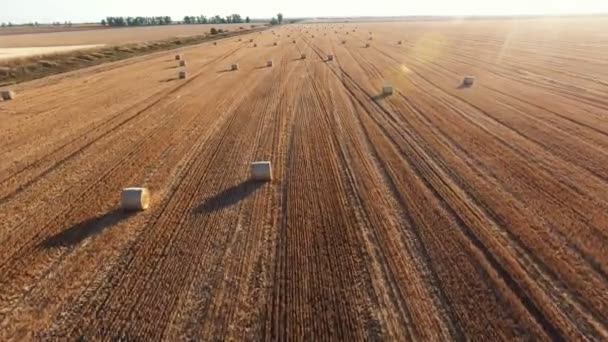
<box><xmin>183</xmin><ymin>14</ymin><xmax>251</xmax><ymax>24</ymax></box>
<box><xmin>102</xmin><ymin>13</ymin><xmax>284</xmax><ymax>27</ymax></box>
<box><xmin>101</xmin><ymin>14</ymin><xmax>251</xmax><ymax>27</ymax></box>
<box><xmin>102</xmin><ymin>16</ymin><xmax>172</xmax><ymax>27</ymax></box>
<box><xmin>1</xmin><ymin>21</ymin><xmax>72</xmax><ymax>27</ymax></box>
<box><xmin>270</xmin><ymin>13</ymin><xmax>283</xmax><ymax>25</ymax></box>
<box><xmin>2</xmin><ymin>13</ymin><xmax>286</xmax><ymax>29</ymax></box>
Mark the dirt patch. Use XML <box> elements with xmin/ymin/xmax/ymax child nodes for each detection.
<box><xmin>0</xmin><ymin>24</ymin><xmax>107</xmax><ymax>36</ymax></box>
<box><xmin>0</xmin><ymin>24</ymin><xmax>251</xmax><ymax>47</ymax></box>
<box><xmin>0</xmin><ymin>28</ymin><xmax>264</xmax><ymax>85</ymax></box>
<box><xmin>0</xmin><ymin>45</ymin><xmax>105</xmax><ymax>60</ymax></box>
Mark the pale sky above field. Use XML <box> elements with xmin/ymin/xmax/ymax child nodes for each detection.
<box><xmin>1</xmin><ymin>0</ymin><xmax>607</xmax><ymax>24</ymax></box>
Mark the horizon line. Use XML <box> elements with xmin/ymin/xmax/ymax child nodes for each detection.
<box><xmin>2</xmin><ymin>12</ymin><xmax>607</xmax><ymax>26</ymax></box>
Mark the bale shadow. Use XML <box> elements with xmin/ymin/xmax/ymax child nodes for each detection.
<box><xmin>254</xmin><ymin>65</ymin><xmax>270</xmax><ymax>70</ymax></box>
<box><xmin>164</xmin><ymin>65</ymin><xmax>178</xmax><ymax>70</ymax></box>
<box><xmin>372</xmin><ymin>93</ymin><xmax>390</xmax><ymax>101</ymax></box>
<box><xmin>217</xmin><ymin>69</ymin><xmax>235</xmax><ymax>73</ymax></box>
<box><xmin>457</xmin><ymin>83</ymin><xmax>471</xmax><ymax>89</ymax></box>
<box><xmin>193</xmin><ymin>180</ymin><xmax>264</xmax><ymax>214</ymax></box>
<box><xmin>40</xmin><ymin>209</ymin><xmax>135</xmax><ymax>249</ymax></box>
<box><xmin>160</xmin><ymin>77</ymin><xmax>177</xmax><ymax>82</ymax></box>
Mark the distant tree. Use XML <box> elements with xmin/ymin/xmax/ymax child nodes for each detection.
<box><xmin>101</xmin><ymin>19</ymin><xmax>107</xmax><ymax>26</ymax></box>
<box><xmin>277</xmin><ymin>13</ymin><xmax>283</xmax><ymax>24</ymax></box>
<box><xmin>270</xmin><ymin>17</ymin><xmax>278</xmax><ymax>25</ymax></box>
<box><xmin>183</xmin><ymin>16</ymin><xmax>191</xmax><ymax>24</ymax></box>
<box><xmin>245</xmin><ymin>16</ymin><xmax>250</xmax><ymax>23</ymax></box>
<box><xmin>1</xmin><ymin>23</ymin><xmax>5</xmax><ymax>28</ymax></box>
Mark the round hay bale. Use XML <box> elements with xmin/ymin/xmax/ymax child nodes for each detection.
<box><xmin>121</xmin><ymin>187</ymin><xmax>150</xmax><ymax>211</ymax></box>
<box><xmin>327</xmin><ymin>54</ymin><xmax>334</xmax><ymax>61</ymax></box>
<box><xmin>267</xmin><ymin>60</ymin><xmax>273</xmax><ymax>67</ymax></box>
<box><xmin>213</xmin><ymin>42</ymin><xmax>217</xmax><ymax>45</ymax></box>
<box><xmin>175</xmin><ymin>54</ymin><xmax>182</xmax><ymax>60</ymax></box>
<box><xmin>293</xmin><ymin>40</ymin><xmax>296</xmax><ymax>44</ymax></box>
<box><xmin>254</xmin><ymin>43</ymin><xmax>258</xmax><ymax>47</ymax></box>
<box><xmin>365</xmin><ymin>43</ymin><xmax>370</xmax><ymax>48</ymax></box>
<box><xmin>179</xmin><ymin>60</ymin><xmax>187</xmax><ymax>67</ymax></box>
<box><xmin>1</xmin><ymin>90</ymin><xmax>16</xmax><ymax>101</ymax></box>
<box><xmin>250</xmin><ymin>39</ymin><xmax>254</xmax><ymax>42</ymax></box>
<box><xmin>179</xmin><ymin>70</ymin><xmax>187</xmax><ymax>79</ymax></box>
<box><xmin>368</xmin><ymin>37</ymin><xmax>373</xmax><ymax>40</ymax></box>
<box><xmin>232</xmin><ymin>63</ymin><xmax>239</xmax><ymax>71</ymax></box>
<box><xmin>301</xmin><ymin>53</ymin><xmax>307</xmax><ymax>60</ymax></box>
<box><xmin>274</xmin><ymin>42</ymin><xmax>278</xmax><ymax>46</ymax></box>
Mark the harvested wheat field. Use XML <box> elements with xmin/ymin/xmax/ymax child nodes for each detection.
<box><xmin>1</xmin><ymin>17</ymin><xmax>608</xmax><ymax>340</ymax></box>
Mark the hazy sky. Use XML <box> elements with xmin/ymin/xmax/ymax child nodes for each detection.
<box><xmin>1</xmin><ymin>0</ymin><xmax>607</xmax><ymax>24</ymax></box>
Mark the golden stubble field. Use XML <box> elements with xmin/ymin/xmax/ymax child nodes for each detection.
<box><xmin>0</xmin><ymin>17</ymin><xmax>607</xmax><ymax>340</ymax></box>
